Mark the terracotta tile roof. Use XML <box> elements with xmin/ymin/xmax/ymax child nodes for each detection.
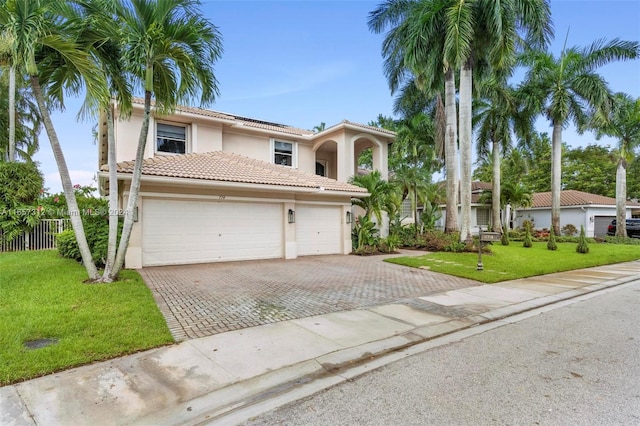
<box><xmin>105</xmin><ymin>151</ymin><xmax>367</xmax><ymax>194</ymax></box>
<box><xmin>324</xmin><ymin>120</ymin><xmax>396</xmax><ymax>136</ymax></box>
<box><xmin>532</xmin><ymin>190</ymin><xmax>640</xmax><ymax>208</ymax></box>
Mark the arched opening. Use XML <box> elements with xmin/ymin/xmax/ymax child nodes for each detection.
<box><xmin>314</xmin><ymin>140</ymin><xmax>338</xmax><ymax>179</ymax></box>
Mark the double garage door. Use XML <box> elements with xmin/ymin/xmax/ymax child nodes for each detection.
<box><xmin>142</xmin><ymin>199</ymin><xmax>342</xmax><ymax>266</ymax></box>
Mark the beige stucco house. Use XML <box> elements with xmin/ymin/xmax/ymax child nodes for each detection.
<box><xmin>97</xmin><ymin>99</ymin><xmax>394</xmax><ymax>268</ymax></box>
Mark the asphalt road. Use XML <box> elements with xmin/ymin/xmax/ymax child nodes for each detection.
<box><xmin>242</xmin><ymin>282</ymin><xmax>640</xmax><ymax>425</ymax></box>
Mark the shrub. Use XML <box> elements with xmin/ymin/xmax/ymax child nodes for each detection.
<box><xmin>501</xmin><ymin>231</ymin><xmax>510</xmax><ymax>246</ymax></box>
<box><xmin>547</xmin><ymin>228</ymin><xmax>558</xmax><ymax>250</ymax></box>
<box><xmin>576</xmin><ymin>225</ymin><xmax>589</xmax><ymax>254</ymax></box>
<box><xmin>523</xmin><ymin>223</ymin><xmax>533</xmax><ymax>248</ymax></box>
<box><xmin>604</xmin><ymin>235</ymin><xmax>640</xmax><ymax>245</ymax></box>
<box><xmin>561</xmin><ymin>224</ymin><xmax>578</xmax><ymax>236</ymax></box>
<box><xmin>56</xmin><ymin>230</ymin><xmax>82</xmax><ymax>262</ymax></box>
<box><xmin>379</xmin><ymin>234</ymin><xmax>401</xmax><ymax>253</ymax></box>
<box><xmin>352</xmin><ymin>215</ymin><xmax>379</xmax><ymax>251</ymax></box>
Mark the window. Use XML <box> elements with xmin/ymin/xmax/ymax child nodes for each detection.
<box><xmin>316</xmin><ymin>161</ymin><xmax>327</xmax><ymax>177</ymax></box>
<box><xmin>272</xmin><ymin>139</ymin><xmax>296</xmax><ymax>167</ymax></box>
<box><xmin>157</xmin><ymin>123</ymin><xmax>187</xmax><ymax>154</ymax></box>
<box><xmin>401</xmin><ymin>198</ymin><xmax>413</xmax><ymax>219</ymax></box>
<box><xmin>476</xmin><ymin>208</ymin><xmax>490</xmax><ymax>227</ymax></box>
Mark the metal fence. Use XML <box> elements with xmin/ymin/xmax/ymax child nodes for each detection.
<box><xmin>0</xmin><ymin>219</ymin><xmax>70</xmax><ymax>252</ymax></box>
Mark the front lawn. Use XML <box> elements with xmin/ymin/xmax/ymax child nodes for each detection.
<box><xmin>0</xmin><ymin>250</ymin><xmax>174</xmax><ymax>386</ymax></box>
<box><xmin>386</xmin><ymin>242</ymin><xmax>640</xmax><ymax>284</ymax></box>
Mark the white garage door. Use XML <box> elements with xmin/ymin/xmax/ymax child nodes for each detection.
<box><xmin>142</xmin><ymin>199</ymin><xmax>283</xmax><ymax>266</ymax></box>
<box><xmin>296</xmin><ymin>205</ymin><xmax>342</xmax><ymax>256</ymax></box>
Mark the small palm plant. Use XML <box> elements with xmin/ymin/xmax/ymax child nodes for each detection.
<box><xmin>576</xmin><ymin>225</ymin><xmax>590</xmax><ymax>254</ymax></box>
<box><xmin>501</xmin><ymin>231</ymin><xmax>510</xmax><ymax>246</ymax></box>
<box><xmin>547</xmin><ymin>227</ymin><xmax>558</xmax><ymax>250</ymax></box>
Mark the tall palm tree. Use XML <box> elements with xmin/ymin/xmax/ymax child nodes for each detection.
<box><xmin>520</xmin><ymin>37</ymin><xmax>640</xmax><ymax>234</ymax></box>
<box><xmin>112</xmin><ymin>0</ymin><xmax>223</xmax><ymax>277</ymax></box>
<box><xmin>448</xmin><ymin>0</ymin><xmax>552</xmax><ymax>243</ymax></box>
<box><xmin>75</xmin><ymin>0</ymin><xmax>133</xmax><ymax>282</ymax></box>
<box><xmin>473</xmin><ymin>79</ymin><xmax>533</xmax><ymax>233</ymax></box>
<box><xmin>0</xmin><ymin>71</ymin><xmax>42</xmax><ymax>162</ymax></box>
<box><xmin>0</xmin><ymin>0</ymin><xmax>109</xmax><ymax>279</ymax></box>
<box><xmin>591</xmin><ymin>93</ymin><xmax>640</xmax><ymax>237</ymax></box>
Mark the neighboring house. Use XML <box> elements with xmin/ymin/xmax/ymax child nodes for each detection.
<box><xmin>433</xmin><ymin>181</ymin><xmax>492</xmax><ymax>233</ymax></box>
<box><xmin>434</xmin><ymin>184</ymin><xmax>640</xmax><ymax>238</ymax></box>
<box><xmin>514</xmin><ymin>190</ymin><xmax>640</xmax><ymax>238</ymax></box>
<box><xmin>97</xmin><ymin>99</ymin><xmax>394</xmax><ymax>268</ymax></box>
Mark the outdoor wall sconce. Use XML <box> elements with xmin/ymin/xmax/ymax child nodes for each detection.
<box><xmin>589</xmin><ymin>215</ymin><xmax>594</xmax><ymax>223</ymax></box>
<box><xmin>288</xmin><ymin>209</ymin><xmax>295</xmax><ymax>224</ymax></box>
<box><xmin>346</xmin><ymin>211</ymin><xmax>352</xmax><ymax>224</ymax></box>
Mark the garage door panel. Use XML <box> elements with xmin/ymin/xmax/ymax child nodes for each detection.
<box><xmin>142</xmin><ymin>199</ymin><xmax>282</xmax><ymax>266</ymax></box>
<box><xmin>296</xmin><ymin>205</ymin><xmax>342</xmax><ymax>256</ymax></box>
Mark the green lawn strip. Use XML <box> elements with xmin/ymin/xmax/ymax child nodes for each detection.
<box><xmin>386</xmin><ymin>242</ymin><xmax>640</xmax><ymax>284</ymax></box>
<box><xmin>0</xmin><ymin>250</ymin><xmax>174</xmax><ymax>386</ymax></box>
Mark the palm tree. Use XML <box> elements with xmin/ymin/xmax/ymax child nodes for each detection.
<box><xmin>0</xmin><ymin>71</ymin><xmax>42</xmax><ymax>162</ymax></box>
<box><xmin>520</xmin><ymin>37</ymin><xmax>640</xmax><ymax>234</ymax></box>
<box><xmin>502</xmin><ymin>181</ymin><xmax>532</xmax><ymax>230</ymax></box>
<box><xmin>391</xmin><ymin>112</ymin><xmax>439</xmax><ymax>235</ymax></box>
<box><xmin>0</xmin><ymin>0</ymin><xmax>109</xmax><ymax>279</ymax></box>
<box><xmin>349</xmin><ymin>170</ymin><xmax>395</xmax><ymax>225</ymax></box>
<box><xmin>368</xmin><ymin>0</ymin><xmax>459</xmax><ymax>235</ymax></box>
<box><xmin>591</xmin><ymin>93</ymin><xmax>640</xmax><ymax>237</ymax></box>
<box><xmin>473</xmin><ymin>79</ymin><xmax>533</xmax><ymax>233</ymax></box>
<box><xmin>75</xmin><ymin>0</ymin><xmax>134</xmax><ymax>282</ymax></box>
<box><xmin>112</xmin><ymin>0</ymin><xmax>223</xmax><ymax>277</ymax></box>
<box><xmin>449</xmin><ymin>0</ymin><xmax>552</xmax><ymax>243</ymax></box>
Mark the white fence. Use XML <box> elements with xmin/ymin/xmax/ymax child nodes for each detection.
<box><xmin>0</xmin><ymin>219</ymin><xmax>70</xmax><ymax>252</ymax></box>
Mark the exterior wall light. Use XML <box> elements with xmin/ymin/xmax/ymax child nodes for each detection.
<box><xmin>288</xmin><ymin>209</ymin><xmax>295</xmax><ymax>224</ymax></box>
<box><xmin>346</xmin><ymin>211</ymin><xmax>352</xmax><ymax>224</ymax></box>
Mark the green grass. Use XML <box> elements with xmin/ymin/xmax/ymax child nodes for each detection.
<box><xmin>0</xmin><ymin>250</ymin><xmax>174</xmax><ymax>385</ymax></box>
<box><xmin>386</xmin><ymin>242</ymin><xmax>640</xmax><ymax>284</ymax></box>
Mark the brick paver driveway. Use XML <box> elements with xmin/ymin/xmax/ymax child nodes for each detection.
<box><xmin>140</xmin><ymin>251</ymin><xmax>480</xmax><ymax>341</ymax></box>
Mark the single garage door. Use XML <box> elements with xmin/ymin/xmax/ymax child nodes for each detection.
<box><xmin>296</xmin><ymin>205</ymin><xmax>342</xmax><ymax>256</ymax></box>
<box><xmin>594</xmin><ymin>216</ymin><xmax>615</xmax><ymax>237</ymax></box>
<box><xmin>142</xmin><ymin>199</ymin><xmax>283</xmax><ymax>266</ymax></box>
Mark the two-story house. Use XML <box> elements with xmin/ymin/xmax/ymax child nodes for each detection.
<box><xmin>97</xmin><ymin>99</ymin><xmax>394</xmax><ymax>268</ymax></box>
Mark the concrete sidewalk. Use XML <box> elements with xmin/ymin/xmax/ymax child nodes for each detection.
<box><xmin>2</xmin><ymin>261</ymin><xmax>640</xmax><ymax>426</ymax></box>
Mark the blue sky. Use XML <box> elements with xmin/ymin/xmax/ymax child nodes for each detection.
<box><xmin>34</xmin><ymin>0</ymin><xmax>640</xmax><ymax>193</ymax></box>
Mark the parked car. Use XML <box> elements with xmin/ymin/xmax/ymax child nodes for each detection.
<box><xmin>606</xmin><ymin>219</ymin><xmax>640</xmax><ymax>238</ymax></box>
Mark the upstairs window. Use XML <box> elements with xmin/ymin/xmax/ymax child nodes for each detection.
<box><xmin>157</xmin><ymin>123</ymin><xmax>187</xmax><ymax>154</ymax></box>
<box><xmin>272</xmin><ymin>139</ymin><xmax>296</xmax><ymax>167</ymax></box>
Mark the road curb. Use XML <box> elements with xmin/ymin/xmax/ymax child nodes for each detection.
<box><xmin>139</xmin><ymin>273</ymin><xmax>640</xmax><ymax>426</ymax></box>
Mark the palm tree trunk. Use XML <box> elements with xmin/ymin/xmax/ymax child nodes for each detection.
<box><xmin>459</xmin><ymin>60</ymin><xmax>472</xmax><ymax>242</ymax></box>
<box><xmin>616</xmin><ymin>158</ymin><xmax>627</xmax><ymax>237</ymax></box>
<box><xmin>492</xmin><ymin>138</ymin><xmax>502</xmax><ymax>233</ymax></box>
<box><xmin>8</xmin><ymin>66</ymin><xmax>16</xmax><ymax>162</ymax></box>
<box><xmin>112</xmin><ymin>90</ymin><xmax>152</xmax><ymax>275</ymax></box>
<box><xmin>101</xmin><ymin>103</ymin><xmax>119</xmax><ymax>282</ymax></box>
<box><xmin>551</xmin><ymin>120</ymin><xmax>562</xmax><ymax>235</ymax></box>
<box><xmin>444</xmin><ymin>68</ymin><xmax>459</xmax><ymax>233</ymax></box>
<box><xmin>29</xmin><ymin>75</ymin><xmax>99</xmax><ymax>280</ymax></box>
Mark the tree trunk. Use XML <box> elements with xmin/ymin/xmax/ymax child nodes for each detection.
<box><xmin>459</xmin><ymin>60</ymin><xmax>472</xmax><ymax>242</ymax></box>
<box><xmin>444</xmin><ymin>68</ymin><xmax>459</xmax><ymax>233</ymax></box>
<box><xmin>491</xmin><ymin>138</ymin><xmax>502</xmax><ymax>233</ymax></box>
<box><xmin>101</xmin><ymin>103</ymin><xmax>119</xmax><ymax>282</ymax></box>
<box><xmin>551</xmin><ymin>120</ymin><xmax>562</xmax><ymax>235</ymax></box>
<box><xmin>112</xmin><ymin>90</ymin><xmax>152</xmax><ymax>275</ymax></box>
<box><xmin>8</xmin><ymin>66</ymin><xmax>16</xmax><ymax>162</ymax></box>
<box><xmin>30</xmin><ymin>75</ymin><xmax>99</xmax><ymax>280</ymax></box>
<box><xmin>616</xmin><ymin>157</ymin><xmax>627</xmax><ymax>237</ymax></box>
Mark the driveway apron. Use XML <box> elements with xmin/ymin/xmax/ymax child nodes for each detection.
<box><xmin>139</xmin><ymin>252</ymin><xmax>480</xmax><ymax>341</ymax></box>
